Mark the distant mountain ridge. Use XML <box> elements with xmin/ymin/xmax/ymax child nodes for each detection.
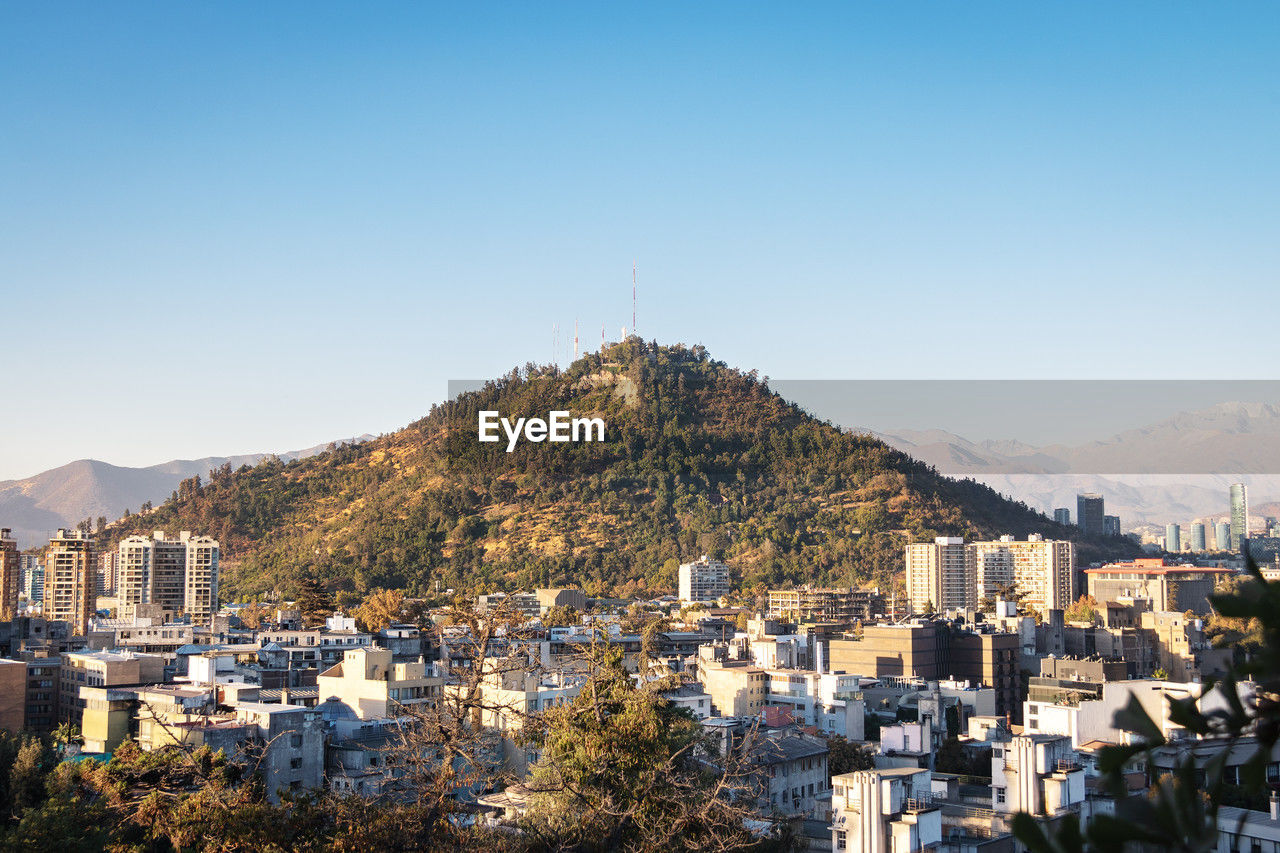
<box><xmin>868</xmin><ymin>401</ymin><xmax>1280</xmax><ymax>527</ymax></box>
<box><xmin>0</xmin><ymin>438</ymin><xmax>373</xmax><ymax>548</ymax></box>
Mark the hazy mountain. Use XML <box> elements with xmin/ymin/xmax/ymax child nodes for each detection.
<box><xmin>870</xmin><ymin>402</ymin><xmax>1280</xmax><ymax>527</ymax></box>
<box><xmin>0</xmin><ymin>438</ymin><xmax>374</xmax><ymax>548</ymax></box>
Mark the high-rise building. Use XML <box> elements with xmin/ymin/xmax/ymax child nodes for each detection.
<box><xmin>1165</xmin><ymin>524</ymin><xmax>1181</xmax><ymax>553</ymax></box>
<box><xmin>1076</xmin><ymin>494</ymin><xmax>1105</xmax><ymax>536</ymax></box>
<box><xmin>1054</xmin><ymin>508</ymin><xmax>1071</xmax><ymax>526</ymax></box>
<box><xmin>0</xmin><ymin>530</ymin><xmax>20</xmax><ymax>620</ymax></box>
<box><xmin>1215</xmin><ymin>521</ymin><xmax>1231</xmax><ymax>552</ymax></box>
<box><xmin>973</xmin><ymin>534</ymin><xmax>1076</xmax><ymax>612</ymax></box>
<box><xmin>21</xmin><ymin>555</ymin><xmax>43</xmax><ymax>606</ymax></box>
<box><xmin>904</xmin><ymin>537</ymin><xmax>975</xmax><ymax>613</ymax></box>
<box><xmin>116</xmin><ymin>531</ymin><xmax>220</xmax><ymax>624</ymax></box>
<box><xmin>97</xmin><ymin>550</ymin><xmax>118</xmax><ymax>597</ymax></box>
<box><xmin>1103</xmin><ymin>515</ymin><xmax>1122</xmax><ymax>537</ymax></box>
<box><xmin>677</xmin><ymin>555</ymin><xmax>731</xmax><ymax>605</ymax></box>
<box><xmin>1189</xmin><ymin>523</ymin><xmax>1207</xmax><ymax>552</ymax></box>
<box><xmin>1230</xmin><ymin>483</ymin><xmax>1249</xmax><ymax>553</ymax></box>
<box><xmin>44</xmin><ymin>529</ymin><xmax>95</xmax><ymax>635</ymax></box>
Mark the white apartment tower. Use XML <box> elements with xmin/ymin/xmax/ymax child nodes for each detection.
<box><xmin>904</xmin><ymin>537</ymin><xmax>975</xmax><ymax>614</ymax></box>
<box><xmin>117</xmin><ymin>531</ymin><xmax>219</xmax><ymax>623</ymax></box>
<box><xmin>678</xmin><ymin>555</ymin><xmax>731</xmax><ymax>605</ymax></box>
<box><xmin>973</xmin><ymin>535</ymin><xmax>1076</xmax><ymax>612</ymax></box>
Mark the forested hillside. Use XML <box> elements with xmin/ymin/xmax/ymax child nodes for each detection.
<box><xmin>107</xmin><ymin>340</ymin><xmax>1134</xmax><ymax>602</ymax></box>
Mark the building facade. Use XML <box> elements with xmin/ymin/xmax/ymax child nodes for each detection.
<box><xmin>1230</xmin><ymin>483</ymin><xmax>1249</xmax><ymax>552</ymax></box>
<box><xmin>44</xmin><ymin>528</ymin><xmax>95</xmax><ymax>635</ymax></box>
<box><xmin>973</xmin><ymin>535</ymin><xmax>1076</xmax><ymax>612</ymax></box>
<box><xmin>116</xmin><ymin>531</ymin><xmax>220</xmax><ymax>624</ymax></box>
<box><xmin>905</xmin><ymin>537</ymin><xmax>975</xmax><ymax>614</ymax></box>
<box><xmin>1076</xmin><ymin>494</ymin><xmax>1105</xmax><ymax>536</ymax></box>
<box><xmin>0</xmin><ymin>529</ymin><xmax>20</xmax><ymax>620</ymax></box>
<box><xmin>678</xmin><ymin>556</ymin><xmax>731</xmax><ymax>605</ymax></box>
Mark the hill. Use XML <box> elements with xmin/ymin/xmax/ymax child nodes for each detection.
<box><xmin>0</xmin><ymin>441</ymin><xmax>370</xmax><ymax>549</ymax></box>
<box><xmin>105</xmin><ymin>341</ymin><xmax>1136</xmax><ymax>602</ymax></box>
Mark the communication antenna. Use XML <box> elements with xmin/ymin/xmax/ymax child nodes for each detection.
<box><xmin>601</xmin><ymin>324</ymin><xmax>605</xmax><ymax>352</ymax></box>
<box><xmin>573</xmin><ymin>319</ymin><xmax>579</xmax><ymax>360</ymax></box>
<box><xmin>632</xmin><ymin>260</ymin><xmax>637</xmax><ymax>338</ymax></box>
<box><xmin>553</xmin><ymin>322</ymin><xmax>559</xmax><ymax>369</ymax></box>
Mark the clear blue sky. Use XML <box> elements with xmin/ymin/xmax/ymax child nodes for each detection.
<box><xmin>3</xmin><ymin>3</ymin><xmax>1278</xmax><ymax>480</ymax></box>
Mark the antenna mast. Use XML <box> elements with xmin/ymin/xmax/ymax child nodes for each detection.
<box><xmin>632</xmin><ymin>260</ymin><xmax>637</xmax><ymax>338</ymax></box>
<box><xmin>573</xmin><ymin>319</ymin><xmax>579</xmax><ymax>360</ymax></box>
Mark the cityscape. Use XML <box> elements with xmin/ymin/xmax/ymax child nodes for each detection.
<box><xmin>4</xmin><ymin>4</ymin><xmax>1279</xmax><ymax>853</ymax></box>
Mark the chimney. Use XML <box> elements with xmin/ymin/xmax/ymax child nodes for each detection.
<box><xmin>1271</xmin><ymin>791</ymin><xmax>1278</xmax><ymax>821</ymax></box>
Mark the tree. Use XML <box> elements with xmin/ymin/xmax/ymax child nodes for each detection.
<box><xmin>353</xmin><ymin>587</ymin><xmax>405</xmax><ymax>632</ymax></box>
<box><xmin>7</xmin><ymin>736</ymin><xmax>54</xmax><ymax>817</ymax></box>
<box><xmin>826</xmin><ymin>735</ymin><xmax>875</xmax><ymax>776</ymax></box>
<box><xmin>236</xmin><ymin>601</ymin><xmax>271</xmax><ymax>630</ymax></box>
<box><xmin>1064</xmin><ymin>594</ymin><xmax>1100</xmax><ymax>624</ymax></box>
<box><xmin>522</xmin><ymin>643</ymin><xmax>777</xmax><ymax>851</ymax></box>
<box><xmin>295</xmin><ymin>576</ymin><xmax>334</xmax><ymax>627</ymax></box>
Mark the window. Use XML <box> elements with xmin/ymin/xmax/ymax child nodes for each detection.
<box><xmin>289</xmin><ymin>757</ymin><xmax>303</xmax><ymax>770</ymax></box>
<box><xmin>995</xmin><ymin>787</ymin><xmax>1006</xmax><ymax>804</ymax></box>
<box><xmin>834</xmin><ymin>830</ymin><xmax>846</xmax><ymax>850</ymax></box>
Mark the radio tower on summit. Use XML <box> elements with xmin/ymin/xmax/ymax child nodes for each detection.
<box><xmin>632</xmin><ymin>260</ymin><xmax>637</xmax><ymax>338</ymax></box>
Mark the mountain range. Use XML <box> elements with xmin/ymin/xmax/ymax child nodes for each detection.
<box><xmin>870</xmin><ymin>401</ymin><xmax>1280</xmax><ymax>527</ymax></box>
<box><xmin>0</xmin><ymin>439</ymin><xmax>372</xmax><ymax>548</ymax></box>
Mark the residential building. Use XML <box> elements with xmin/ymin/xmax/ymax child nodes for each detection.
<box><xmin>658</xmin><ymin>683</ymin><xmax>714</xmax><ymax>720</ymax></box>
<box><xmin>747</xmin><ymin>733</ymin><xmax>830</xmax><ymax>817</ymax></box>
<box><xmin>0</xmin><ymin>659</ymin><xmax>25</xmax><ymax>734</ymax></box>
<box><xmin>459</xmin><ymin>667</ymin><xmax>586</xmax><ymax>774</ymax></box>
<box><xmin>951</xmin><ymin>630</ymin><xmax>1020</xmax><ymax>723</ymax></box>
<box><xmin>905</xmin><ymin>537</ymin><xmax>975</xmax><ymax>613</ymax></box>
<box><xmin>991</xmin><ymin>735</ymin><xmax>1085</xmax><ymax>818</ymax></box>
<box><xmin>1077</xmin><ymin>494</ymin><xmax>1105</xmax><ymax>536</ymax></box>
<box><xmin>25</xmin><ymin>659</ymin><xmax>60</xmax><ymax>733</ymax></box>
<box><xmin>696</xmin><ymin>656</ymin><xmax>768</xmax><ymax>717</ymax></box>
<box><xmin>973</xmin><ymin>535</ymin><xmax>1076</xmax><ymax>612</ymax></box>
<box><xmin>767</xmin><ymin>586</ymin><xmax>884</xmax><ymax>623</ymax></box>
<box><xmin>44</xmin><ymin>528</ymin><xmax>95</xmax><ymax>635</ymax></box>
<box><xmin>316</xmin><ymin>646</ymin><xmax>441</xmax><ymax>720</ymax></box>
<box><xmin>830</xmin><ymin>767</ymin><xmax>941</xmax><ymax>853</ymax></box>
<box><xmin>1103</xmin><ymin>515</ymin><xmax>1122</xmax><ymax>538</ymax></box>
<box><xmin>0</xmin><ymin>529</ymin><xmax>19</xmax><ymax>620</ymax></box>
<box><xmin>58</xmin><ymin>650</ymin><xmax>165</xmax><ymax>728</ymax></box>
<box><xmin>762</xmin><ymin>670</ymin><xmax>866</xmax><ymax>739</ymax></box>
<box><xmin>1085</xmin><ymin>558</ymin><xmax>1233</xmax><ymax>614</ymax></box>
<box><xmin>1230</xmin><ymin>483</ymin><xmax>1249</xmax><ymax>553</ymax></box>
<box><xmin>116</xmin><ymin>531</ymin><xmax>220</xmax><ymax>624</ymax></box>
<box><xmin>1054</xmin><ymin>508</ymin><xmax>1071</xmax><ymax>526</ymax></box>
<box><xmin>678</xmin><ymin>556</ymin><xmax>731</xmax><ymax>605</ymax></box>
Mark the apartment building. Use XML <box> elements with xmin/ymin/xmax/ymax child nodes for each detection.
<box><xmin>116</xmin><ymin>531</ymin><xmax>220</xmax><ymax>624</ymax></box>
<box><xmin>0</xmin><ymin>659</ymin><xmax>25</xmax><ymax>734</ymax></box>
<box><xmin>0</xmin><ymin>529</ymin><xmax>20</xmax><ymax>620</ymax></box>
<box><xmin>973</xmin><ymin>534</ymin><xmax>1076</xmax><ymax>612</ymax></box>
<box><xmin>316</xmin><ymin>647</ymin><xmax>441</xmax><ymax>721</ymax></box>
<box><xmin>696</xmin><ymin>657</ymin><xmax>768</xmax><ymax>717</ymax></box>
<box><xmin>905</xmin><ymin>537</ymin><xmax>975</xmax><ymax>613</ymax></box>
<box><xmin>991</xmin><ymin>735</ymin><xmax>1085</xmax><ymax>818</ymax></box>
<box><xmin>830</xmin><ymin>767</ymin><xmax>941</xmax><ymax>853</ymax></box>
<box><xmin>44</xmin><ymin>528</ymin><xmax>95</xmax><ymax>635</ymax></box>
<box><xmin>58</xmin><ymin>649</ymin><xmax>165</xmax><ymax>728</ymax></box>
<box><xmin>828</xmin><ymin>623</ymin><xmax>948</xmax><ymax>681</ymax></box>
<box><xmin>747</xmin><ymin>733</ymin><xmax>830</xmax><ymax>817</ymax></box>
<box><xmin>25</xmin><ymin>659</ymin><xmax>60</xmax><ymax>733</ymax></box>
<box><xmin>678</xmin><ymin>555</ymin><xmax>731</xmax><ymax>605</ymax></box>
<box><xmin>767</xmin><ymin>586</ymin><xmax>884</xmax><ymax>623</ymax></box>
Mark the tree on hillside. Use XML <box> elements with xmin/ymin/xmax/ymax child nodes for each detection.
<box><xmin>295</xmin><ymin>576</ymin><xmax>335</xmax><ymax>627</ymax></box>
<box><xmin>353</xmin><ymin>587</ymin><xmax>405</xmax><ymax>632</ymax></box>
